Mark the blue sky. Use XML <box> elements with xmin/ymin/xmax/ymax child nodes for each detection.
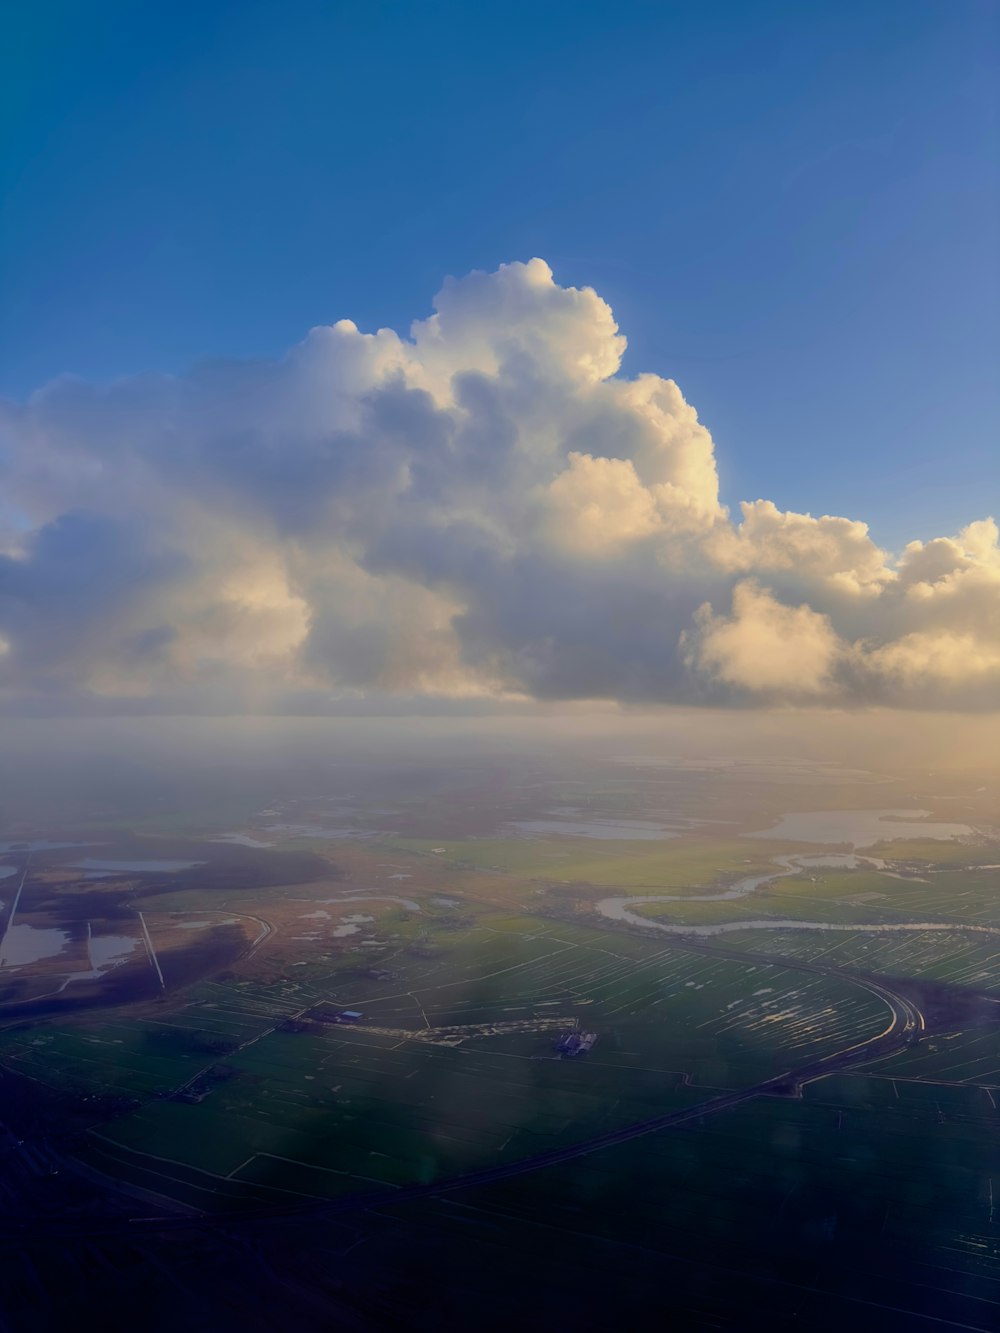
<box><xmin>2</xmin><ymin>0</ymin><xmax>997</xmax><ymax>551</ymax></box>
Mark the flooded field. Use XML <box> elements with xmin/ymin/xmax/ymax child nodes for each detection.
<box><xmin>332</xmin><ymin>913</ymin><xmax>375</xmax><ymax>937</ymax></box>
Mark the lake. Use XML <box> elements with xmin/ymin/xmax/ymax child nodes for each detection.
<box><xmin>746</xmin><ymin>809</ymin><xmax>973</xmax><ymax>849</ymax></box>
<box><xmin>511</xmin><ymin>818</ymin><xmax>681</xmax><ymax>841</ymax></box>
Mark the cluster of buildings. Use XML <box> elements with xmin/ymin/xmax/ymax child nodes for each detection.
<box><xmin>554</xmin><ymin>1031</ymin><xmax>598</xmax><ymax>1057</ymax></box>
<box><xmin>286</xmin><ymin>1007</ymin><xmax>366</xmax><ymax>1032</ymax></box>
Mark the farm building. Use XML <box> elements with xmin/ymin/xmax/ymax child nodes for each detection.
<box><xmin>555</xmin><ymin>1031</ymin><xmax>598</xmax><ymax>1057</ymax></box>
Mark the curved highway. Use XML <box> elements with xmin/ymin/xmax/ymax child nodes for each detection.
<box><xmin>0</xmin><ymin>930</ymin><xmax>923</xmax><ymax>1239</ymax></box>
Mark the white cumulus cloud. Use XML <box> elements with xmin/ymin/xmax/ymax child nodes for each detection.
<box><xmin>0</xmin><ymin>259</ymin><xmax>997</xmax><ymax>714</ymax></box>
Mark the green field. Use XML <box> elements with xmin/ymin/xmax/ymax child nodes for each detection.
<box><xmin>619</xmin><ymin>861</ymin><xmax>1000</xmax><ymax>934</ymax></box>
<box><xmin>718</xmin><ymin>923</ymin><xmax>1000</xmax><ymax>992</ymax></box>
<box><xmin>333</xmin><ymin>1072</ymin><xmax>1000</xmax><ymax>1330</ymax></box>
<box><xmin>3</xmin><ymin>785</ymin><xmax>997</xmax><ymax>1325</ymax></box>
<box><xmin>0</xmin><ymin>912</ymin><xmax>892</xmax><ymax>1211</ymax></box>
<box><xmin>380</xmin><ymin>833</ymin><xmax>781</xmax><ymax>888</ymax></box>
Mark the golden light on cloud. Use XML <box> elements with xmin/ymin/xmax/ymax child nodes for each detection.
<box><xmin>1</xmin><ymin>261</ymin><xmax>997</xmax><ymax>714</ymax></box>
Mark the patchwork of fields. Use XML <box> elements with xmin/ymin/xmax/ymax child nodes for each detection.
<box><xmin>365</xmin><ymin>1077</ymin><xmax>1000</xmax><ymax>1330</ymax></box>
<box><xmin>721</xmin><ymin>925</ymin><xmax>1000</xmax><ymax>994</ymax></box>
<box><xmin>0</xmin><ymin>915</ymin><xmax>894</xmax><ymax>1210</ymax></box>
<box><xmin>0</xmin><ymin>768</ymin><xmax>997</xmax><ymax>1329</ymax></box>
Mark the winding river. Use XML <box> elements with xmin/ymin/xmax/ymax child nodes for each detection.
<box><xmin>595</xmin><ymin>850</ymin><xmax>997</xmax><ymax>938</ymax></box>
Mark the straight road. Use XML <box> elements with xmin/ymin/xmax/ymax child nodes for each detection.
<box><xmin>0</xmin><ymin>934</ymin><xmax>923</xmax><ymax>1239</ymax></box>
<box><xmin>0</xmin><ymin>857</ymin><xmax>30</xmax><ymax>970</ymax></box>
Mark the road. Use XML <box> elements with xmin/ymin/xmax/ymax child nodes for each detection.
<box><xmin>136</xmin><ymin>911</ymin><xmax>165</xmax><ymax>989</ymax></box>
<box><xmin>0</xmin><ymin>857</ymin><xmax>30</xmax><ymax>969</ymax></box>
<box><xmin>0</xmin><ymin>932</ymin><xmax>923</xmax><ymax>1239</ymax></box>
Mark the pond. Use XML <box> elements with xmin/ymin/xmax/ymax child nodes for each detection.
<box><xmin>333</xmin><ymin>914</ymin><xmax>375</xmax><ymax>938</ymax></box>
<box><xmin>0</xmin><ymin>924</ymin><xmax>72</xmax><ymax>967</ymax></box>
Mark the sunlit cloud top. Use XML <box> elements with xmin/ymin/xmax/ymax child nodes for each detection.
<box><xmin>2</xmin><ymin>259</ymin><xmax>998</xmax><ymax>714</ymax></box>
